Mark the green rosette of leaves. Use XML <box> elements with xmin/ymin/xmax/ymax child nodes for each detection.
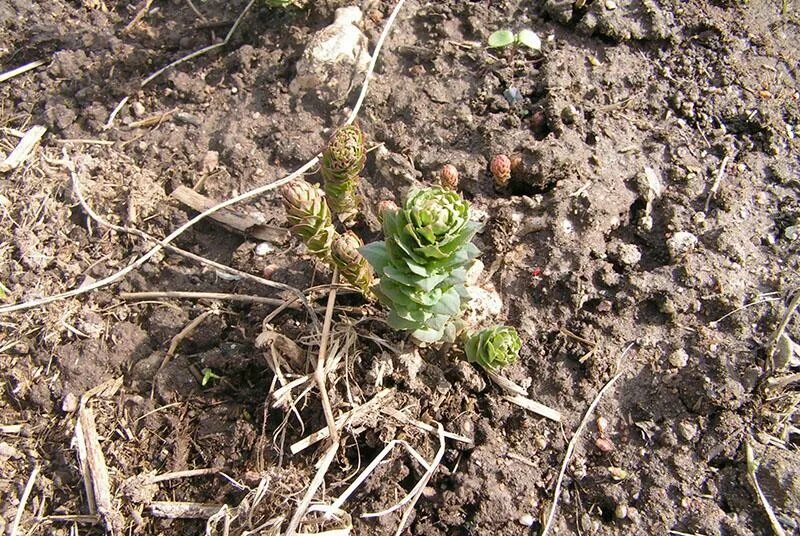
<box><xmin>321</xmin><ymin>125</ymin><xmax>366</xmax><ymax>224</ymax></box>
<box><xmin>465</xmin><ymin>326</ymin><xmax>521</xmax><ymax>370</ymax></box>
<box><xmin>281</xmin><ymin>179</ymin><xmax>337</xmax><ymax>260</ymax></box>
<box><xmin>360</xmin><ymin>187</ymin><xmax>481</xmax><ymax>343</ymax></box>
<box><xmin>331</xmin><ymin>231</ymin><xmax>374</xmax><ymax>297</ymax></box>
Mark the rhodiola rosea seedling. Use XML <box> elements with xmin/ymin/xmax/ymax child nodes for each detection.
<box><xmin>360</xmin><ymin>187</ymin><xmax>481</xmax><ymax>343</ymax></box>
<box><xmin>281</xmin><ymin>180</ymin><xmax>337</xmax><ymax>261</ymax></box>
<box><xmin>465</xmin><ymin>325</ymin><xmax>521</xmax><ymax>371</ymax></box>
<box><xmin>281</xmin><ymin>179</ymin><xmax>374</xmax><ymax>293</ymax></box>
<box><xmin>321</xmin><ymin>124</ymin><xmax>366</xmax><ymax>225</ymax></box>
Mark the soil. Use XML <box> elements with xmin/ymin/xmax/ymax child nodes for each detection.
<box><xmin>1</xmin><ymin>0</ymin><xmax>799</xmax><ymax>535</ymax></box>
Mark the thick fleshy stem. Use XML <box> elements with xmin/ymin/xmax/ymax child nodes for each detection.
<box><xmin>281</xmin><ymin>180</ymin><xmax>337</xmax><ymax>260</ymax></box>
<box><xmin>331</xmin><ymin>231</ymin><xmax>374</xmax><ymax>297</ymax></box>
<box><xmin>321</xmin><ymin>124</ymin><xmax>366</xmax><ymax>224</ymax></box>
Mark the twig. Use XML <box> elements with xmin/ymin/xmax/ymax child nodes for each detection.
<box><xmin>745</xmin><ymin>441</ymin><xmax>787</xmax><ymax>536</ymax></box>
<box><xmin>345</xmin><ymin>0</ymin><xmax>407</xmax><ymax>126</ymax></box>
<box><xmin>9</xmin><ymin>464</ymin><xmax>39</xmax><ymax>536</ymax></box>
<box><xmin>0</xmin><ymin>125</ymin><xmax>47</xmax><ymax>173</ymax></box>
<box><xmin>170</xmin><ymin>185</ymin><xmax>289</xmax><ymax>242</ymax></box>
<box><xmin>485</xmin><ymin>369</ymin><xmax>562</xmax><ymax>422</ymax></box>
<box><xmin>325</xmin><ymin>440</ymin><xmax>431</xmax><ymax>517</ymax></box>
<box><xmin>540</xmin><ymin>343</ymin><xmax>634</xmax><ymax>536</ymax></box>
<box><xmin>160</xmin><ymin>309</ymin><xmax>216</xmax><ymax>373</ymax></box>
<box><xmin>54</xmin><ymin>139</ymin><xmax>115</xmax><ymax>146</ymax></box>
<box><xmin>390</xmin><ymin>424</ymin><xmax>445</xmax><ymax>536</ymax></box>
<box><xmin>380</xmin><ymin>407</ymin><xmax>472</xmax><ymax>444</ymax></box>
<box><xmin>103</xmin><ymin>96</ymin><xmax>129</xmax><ymax>130</ymax></box>
<box><xmin>121</xmin><ymin>291</ymin><xmax>290</xmax><ymax>307</ymax></box>
<box><xmin>704</xmin><ymin>155</ymin><xmax>730</xmax><ymax>212</ymax></box>
<box><xmin>710</xmin><ymin>295</ymin><xmax>782</xmax><ymax>325</ymax></box>
<box><xmin>289</xmin><ymin>389</ymin><xmax>394</xmax><ymax>454</ymax></box>
<box><xmin>0</xmin><ymin>60</ymin><xmax>46</xmax><ymax>83</ymax></box>
<box><xmin>75</xmin><ymin>406</ymin><xmax>123</xmax><ymax>533</ymax></box>
<box><xmin>124</xmin><ymin>0</ymin><xmax>155</xmax><ymax>32</ymax></box>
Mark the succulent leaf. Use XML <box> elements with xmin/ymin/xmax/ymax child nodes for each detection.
<box><xmin>465</xmin><ymin>326</ymin><xmax>521</xmax><ymax>370</ymax></box>
<box><xmin>360</xmin><ymin>187</ymin><xmax>480</xmax><ymax>343</ymax></box>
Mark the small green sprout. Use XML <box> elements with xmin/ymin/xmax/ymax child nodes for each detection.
<box><xmin>465</xmin><ymin>326</ymin><xmax>521</xmax><ymax>371</ymax></box>
<box><xmin>488</xmin><ymin>29</ymin><xmax>542</xmax><ymax>52</ymax></box>
<box><xmin>360</xmin><ymin>187</ymin><xmax>481</xmax><ymax>343</ymax></box>
<box><xmin>0</xmin><ymin>281</ymin><xmax>8</xmax><ymax>301</ymax></box>
<box><xmin>201</xmin><ymin>368</ymin><xmax>222</xmax><ymax>386</ymax></box>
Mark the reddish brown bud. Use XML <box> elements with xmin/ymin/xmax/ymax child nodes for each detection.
<box><xmin>595</xmin><ymin>437</ymin><xmax>615</xmax><ymax>453</ymax></box>
<box><xmin>439</xmin><ymin>164</ymin><xmax>459</xmax><ymax>190</ymax></box>
<box><xmin>490</xmin><ymin>154</ymin><xmax>511</xmax><ymax>188</ymax></box>
<box><xmin>376</xmin><ymin>199</ymin><xmax>398</xmax><ymax>223</ymax></box>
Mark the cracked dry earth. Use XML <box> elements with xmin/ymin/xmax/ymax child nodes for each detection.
<box><xmin>1</xmin><ymin>0</ymin><xmax>799</xmax><ymax>535</ymax></box>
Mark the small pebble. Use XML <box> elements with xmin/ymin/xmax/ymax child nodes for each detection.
<box><xmin>615</xmin><ymin>503</ymin><xmax>628</xmax><ymax>519</ymax></box>
<box><xmin>561</xmin><ymin>104</ymin><xmax>579</xmax><ymax>125</ymax></box>
<box><xmin>62</xmin><ymin>392</ymin><xmax>79</xmax><ymax>413</ymax></box>
<box><xmin>596</xmin><ymin>416</ymin><xmax>609</xmax><ymax>434</ymax></box>
<box><xmin>131</xmin><ymin>101</ymin><xmax>146</xmax><ymax>117</ymax></box>
<box><xmin>615</xmin><ymin>243</ymin><xmax>642</xmax><ymax>266</ymax></box>
<box><xmin>677</xmin><ymin>420</ymin><xmax>698</xmax><ymax>442</ymax></box>
<box><xmin>255</xmin><ymin>242</ymin><xmax>275</xmax><ymax>256</ymax></box>
<box><xmin>605</xmin><ymin>0</ymin><xmax>617</xmax><ymax>9</ymax></box>
<box><xmin>519</xmin><ymin>514</ymin><xmax>535</xmax><ymax>527</ymax></box>
<box><xmin>666</xmin><ymin>231</ymin><xmax>698</xmax><ymax>261</ymax></box>
<box><xmin>668</xmin><ymin>348</ymin><xmax>689</xmax><ymax>368</ymax></box>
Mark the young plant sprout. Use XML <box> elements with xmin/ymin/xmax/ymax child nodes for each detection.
<box><xmin>488</xmin><ymin>29</ymin><xmax>542</xmax><ymax>52</ymax></box>
<box><xmin>321</xmin><ymin>124</ymin><xmax>366</xmax><ymax>225</ymax></box>
<box><xmin>490</xmin><ymin>154</ymin><xmax>512</xmax><ymax>188</ymax></box>
<box><xmin>439</xmin><ymin>164</ymin><xmax>459</xmax><ymax>190</ymax></box>
<box><xmin>360</xmin><ymin>187</ymin><xmax>481</xmax><ymax>343</ymax></box>
<box><xmin>281</xmin><ymin>180</ymin><xmax>337</xmax><ymax>261</ymax></box>
<box><xmin>201</xmin><ymin>368</ymin><xmax>222</xmax><ymax>386</ymax></box>
<box><xmin>465</xmin><ymin>325</ymin><xmax>521</xmax><ymax>370</ymax></box>
<box><xmin>331</xmin><ymin>231</ymin><xmax>374</xmax><ymax>296</ymax></box>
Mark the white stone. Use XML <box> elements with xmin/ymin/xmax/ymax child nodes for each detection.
<box><xmin>290</xmin><ymin>6</ymin><xmax>372</xmax><ymax>101</ymax></box>
<box><xmin>255</xmin><ymin>242</ymin><xmax>275</xmax><ymax>256</ymax></box>
<box><xmin>666</xmin><ymin>231</ymin><xmax>698</xmax><ymax>261</ymax></box>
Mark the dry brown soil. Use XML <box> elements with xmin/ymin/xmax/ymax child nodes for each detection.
<box><xmin>1</xmin><ymin>1</ymin><xmax>799</xmax><ymax>535</ymax></box>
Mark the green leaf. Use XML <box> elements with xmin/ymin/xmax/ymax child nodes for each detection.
<box><xmin>360</xmin><ymin>242</ymin><xmax>390</xmax><ymax>272</ymax></box>
<box><xmin>516</xmin><ymin>29</ymin><xmax>542</xmax><ymax>51</ymax></box>
<box><xmin>488</xmin><ymin>29</ymin><xmax>515</xmax><ymax>48</ymax></box>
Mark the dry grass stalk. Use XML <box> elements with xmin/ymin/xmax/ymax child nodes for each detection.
<box><xmin>485</xmin><ymin>369</ymin><xmax>562</xmax><ymax>422</ymax></box>
<box><xmin>0</xmin><ymin>125</ymin><xmax>46</xmax><ymax>173</ymax></box>
<box><xmin>74</xmin><ymin>406</ymin><xmax>124</xmax><ymax>533</ymax></box>
<box><xmin>290</xmin><ymin>389</ymin><xmax>394</xmax><ymax>454</ymax></box>
<box><xmin>745</xmin><ymin>441</ymin><xmax>788</xmax><ymax>536</ymax></box>
<box><xmin>0</xmin><ymin>60</ymin><xmax>46</xmax><ymax>83</ymax></box>
<box><xmin>149</xmin><ymin>501</ymin><xmax>224</xmax><ymax>519</ymax></box>
<box><xmin>9</xmin><ymin>464</ymin><xmax>39</xmax><ymax>536</ymax></box>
